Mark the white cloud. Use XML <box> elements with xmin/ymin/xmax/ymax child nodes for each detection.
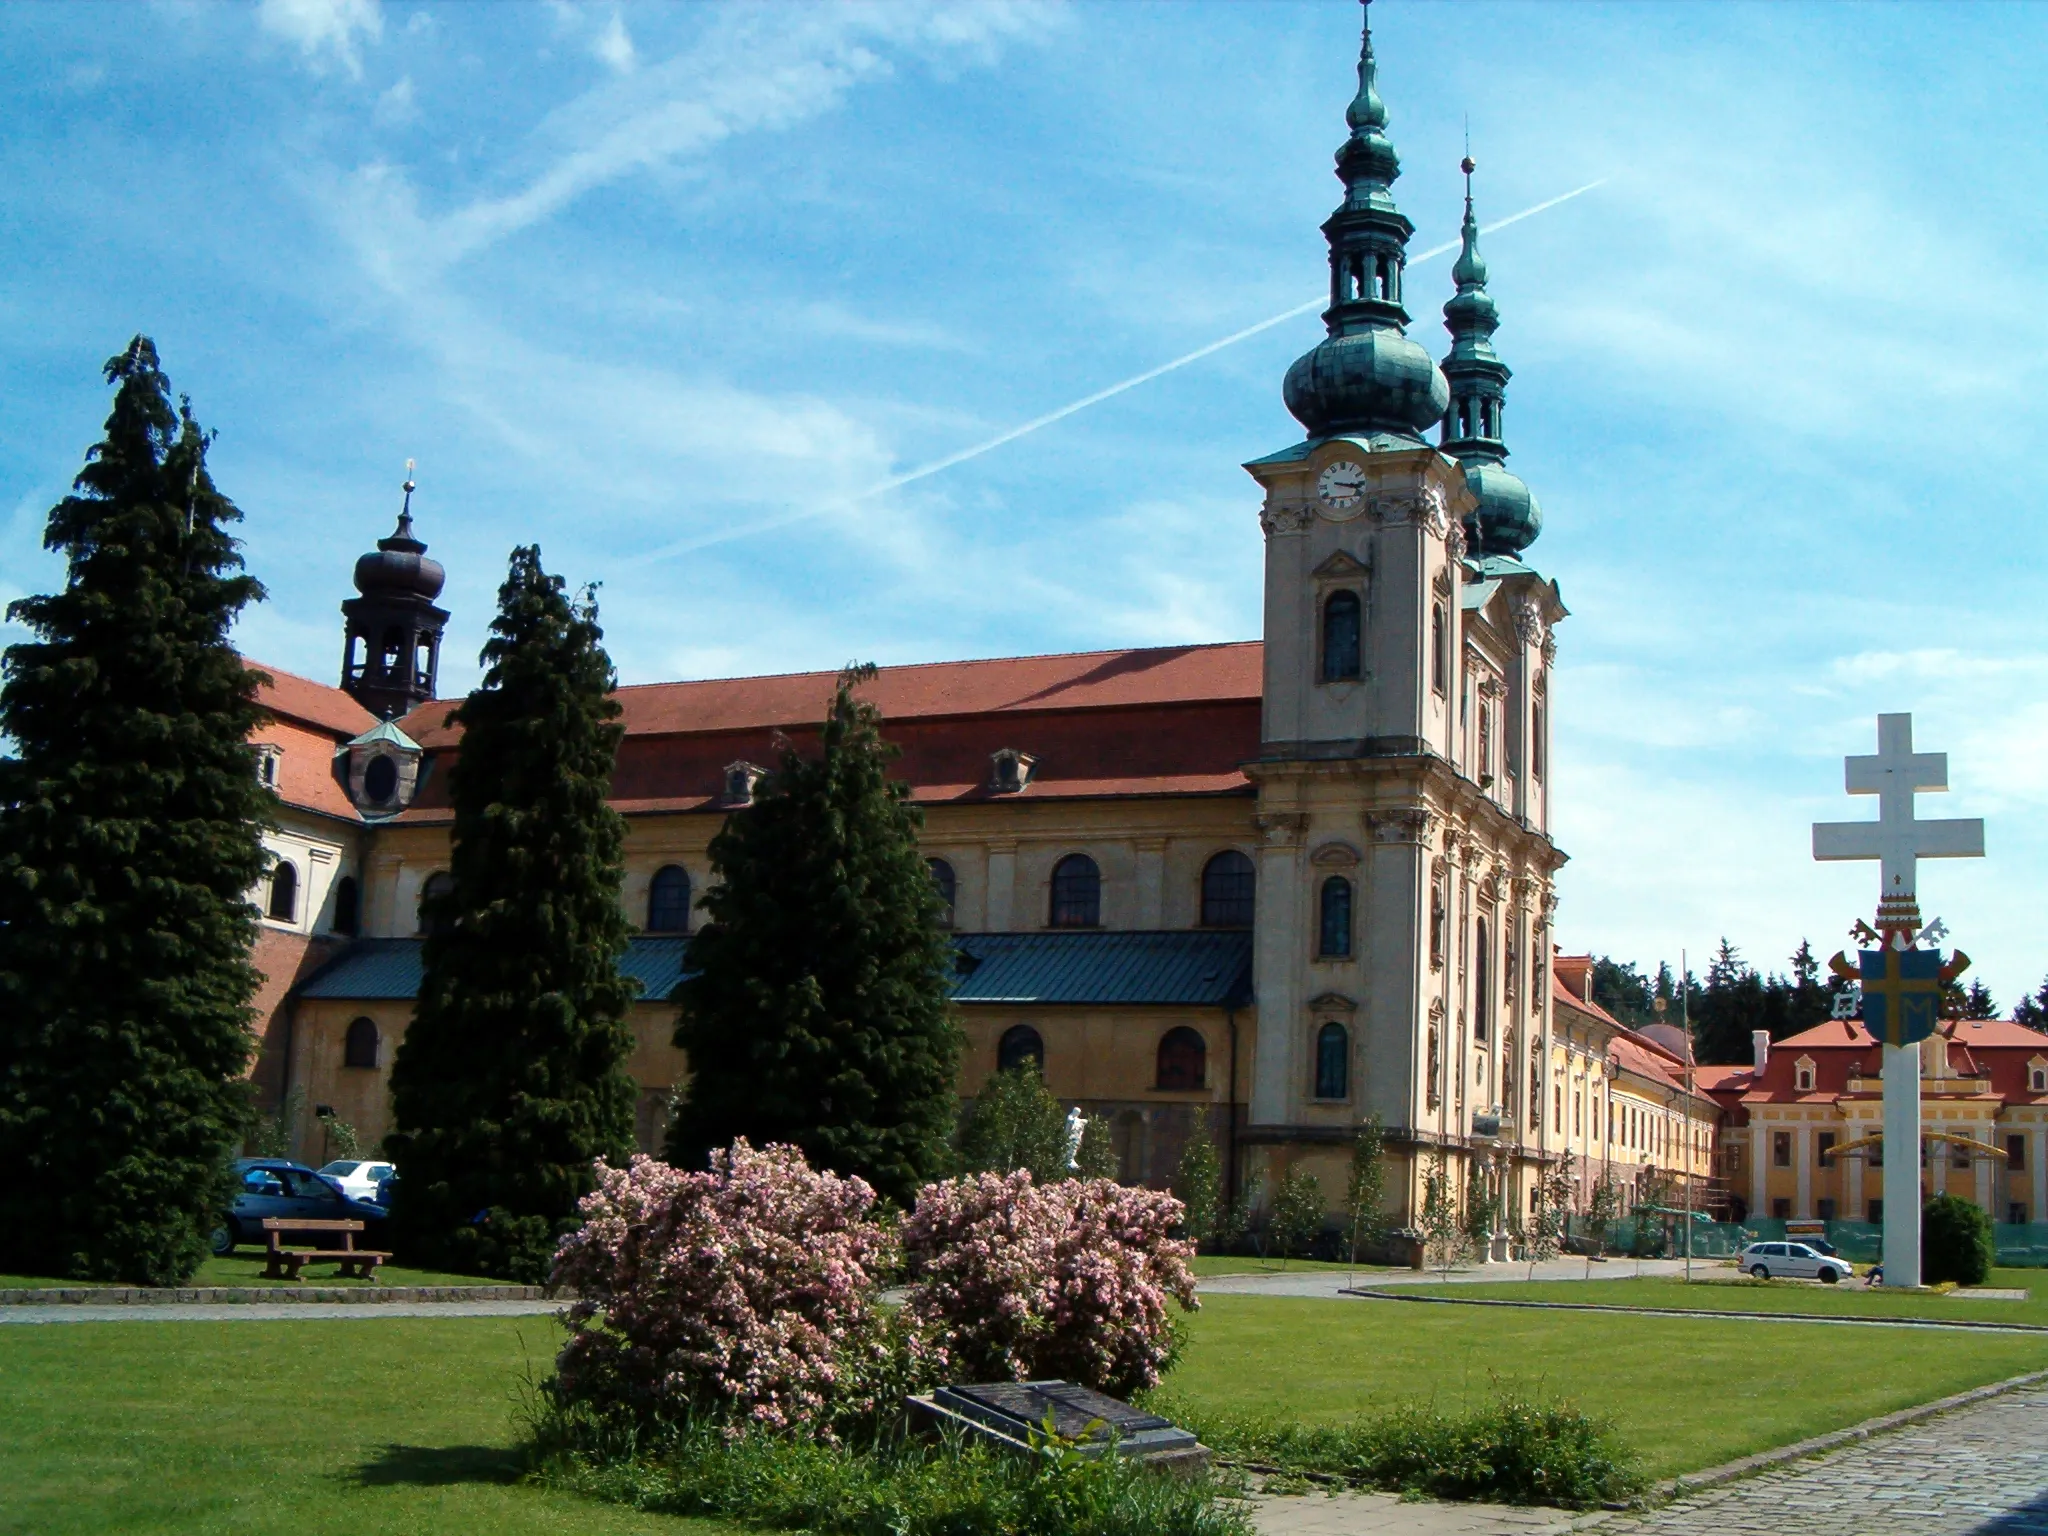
<box><xmin>592</xmin><ymin>11</ymin><xmax>635</xmax><ymax>74</ymax></box>
<box><xmin>373</xmin><ymin>74</ymin><xmax>416</xmax><ymax>128</ymax></box>
<box><xmin>258</xmin><ymin>0</ymin><xmax>383</xmax><ymax>79</ymax></box>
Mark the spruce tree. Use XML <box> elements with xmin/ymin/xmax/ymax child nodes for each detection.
<box><xmin>0</xmin><ymin>338</ymin><xmax>269</xmax><ymax>1285</ymax></box>
<box><xmin>1172</xmin><ymin>1118</ymin><xmax>1223</xmax><ymax>1250</ymax></box>
<box><xmin>958</xmin><ymin>1064</ymin><xmax>1071</xmax><ymax>1182</ymax></box>
<box><xmin>385</xmin><ymin>546</ymin><xmax>636</xmax><ymax>1281</ymax></box>
<box><xmin>666</xmin><ymin>666</ymin><xmax>961</xmax><ymax>1205</ymax></box>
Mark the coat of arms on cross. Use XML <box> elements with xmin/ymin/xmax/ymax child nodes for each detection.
<box><xmin>1812</xmin><ymin>713</ymin><xmax>1983</xmax><ymax>1048</ymax></box>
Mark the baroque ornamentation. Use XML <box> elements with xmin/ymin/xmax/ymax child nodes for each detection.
<box><xmin>1254</xmin><ymin>811</ymin><xmax>1309</xmax><ymax>846</ymax></box>
<box><xmin>1311</xmin><ymin>839</ymin><xmax>1363</xmax><ymax>867</ymax></box>
<box><xmin>1445</xmin><ymin>519</ymin><xmax>1468</xmax><ymax>562</ymax></box>
<box><xmin>1367</xmin><ymin>807</ymin><xmax>1436</xmax><ymax>845</ymax></box>
<box><xmin>1513</xmin><ymin>597</ymin><xmax>1547</xmax><ymax>648</ymax></box>
<box><xmin>1541</xmin><ymin>633</ymin><xmax>1558</xmax><ymax>667</ymax></box>
<box><xmin>1259</xmin><ymin>501</ymin><xmax>1317</xmax><ymax>536</ymax></box>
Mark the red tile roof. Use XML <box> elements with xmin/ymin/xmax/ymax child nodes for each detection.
<box><xmin>251</xmin><ymin>662</ymin><xmax>377</xmax><ymax>739</ymax></box>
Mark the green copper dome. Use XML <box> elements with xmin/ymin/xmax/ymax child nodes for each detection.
<box><xmin>1283</xmin><ymin>2</ymin><xmax>1448</xmax><ymax>443</ymax></box>
<box><xmin>1438</xmin><ymin>158</ymin><xmax>1540</xmax><ymax>556</ymax></box>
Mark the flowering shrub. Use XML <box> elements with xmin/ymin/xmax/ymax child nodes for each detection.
<box><xmin>901</xmin><ymin>1172</ymin><xmax>1197</xmax><ymax>1396</ymax></box>
<box><xmin>549</xmin><ymin>1141</ymin><xmax>899</xmax><ymax>1435</ymax></box>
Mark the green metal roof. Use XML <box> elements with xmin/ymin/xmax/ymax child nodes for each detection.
<box><xmin>295</xmin><ymin>931</ymin><xmax>1252</xmax><ymax>1010</ymax></box>
<box><xmin>951</xmin><ymin>931</ymin><xmax>1252</xmax><ymax>1007</ymax></box>
<box><xmin>296</xmin><ymin>936</ymin><xmax>692</xmax><ymax>1003</ymax></box>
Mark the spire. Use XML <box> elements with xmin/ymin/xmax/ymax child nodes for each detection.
<box><xmin>1281</xmin><ymin>0</ymin><xmax>1449</xmax><ymax>444</ymax></box>
<box><xmin>1439</xmin><ymin>156</ymin><xmax>1541</xmax><ymax>557</ymax></box>
<box><xmin>341</xmin><ymin>459</ymin><xmax>448</xmax><ymax>719</ymax></box>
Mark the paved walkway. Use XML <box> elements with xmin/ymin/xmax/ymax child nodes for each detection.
<box><xmin>1251</xmin><ymin>1380</ymin><xmax>2048</xmax><ymax>1536</ymax></box>
<box><xmin>0</xmin><ymin>1298</ymin><xmax>564</xmax><ymax>1324</ymax></box>
<box><xmin>1578</xmin><ymin>1381</ymin><xmax>2048</xmax><ymax>1535</ymax></box>
<box><xmin>1201</xmin><ymin>1259</ymin><xmax>1701</xmax><ymax>1299</ymax></box>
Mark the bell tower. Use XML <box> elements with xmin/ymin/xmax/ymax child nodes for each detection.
<box><xmin>340</xmin><ymin>463</ymin><xmax>448</xmax><ymax>720</ymax></box>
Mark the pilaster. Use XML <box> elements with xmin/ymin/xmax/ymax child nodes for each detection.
<box><xmin>1248</xmin><ymin>811</ymin><xmax>1309</xmax><ymax>1125</ymax></box>
<box><xmin>985</xmin><ymin>841</ymin><xmax>1017</xmax><ymax>931</ymax></box>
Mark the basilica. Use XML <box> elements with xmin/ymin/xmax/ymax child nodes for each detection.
<box><xmin>240</xmin><ymin>14</ymin><xmax>1707</xmax><ymax>1231</ymax></box>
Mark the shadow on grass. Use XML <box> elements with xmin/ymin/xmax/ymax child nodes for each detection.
<box><xmin>351</xmin><ymin>1443</ymin><xmax>524</xmax><ymax>1487</ymax></box>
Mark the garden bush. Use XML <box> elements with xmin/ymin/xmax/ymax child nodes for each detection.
<box><xmin>1160</xmin><ymin>1393</ymin><xmax>1646</xmax><ymax>1510</ymax></box>
<box><xmin>548</xmin><ymin>1142</ymin><xmax>902</xmax><ymax>1436</ymax></box>
<box><xmin>530</xmin><ymin>1410</ymin><xmax>1252</xmax><ymax>1536</ymax></box>
<box><xmin>901</xmin><ymin>1171</ymin><xmax>1198</xmax><ymax>1396</ymax></box>
<box><xmin>1923</xmin><ymin>1193</ymin><xmax>1994</xmax><ymax>1286</ymax></box>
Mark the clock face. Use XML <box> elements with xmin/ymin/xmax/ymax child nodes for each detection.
<box><xmin>1317</xmin><ymin>459</ymin><xmax>1368</xmax><ymax>515</ymax></box>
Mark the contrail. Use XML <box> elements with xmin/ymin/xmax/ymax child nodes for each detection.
<box><xmin>644</xmin><ymin>179</ymin><xmax>1604</xmax><ymax>562</ymax></box>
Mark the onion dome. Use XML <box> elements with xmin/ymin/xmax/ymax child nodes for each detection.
<box><xmin>1439</xmin><ymin>157</ymin><xmax>1541</xmax><ymax>556</ymax></box>
<box><xmin>352</xmin><ymin>473</ymin><xmax>445</xmax><ymax>601</ymax></box>
<box><xmin>1282</xmin><ymin>1</ymin><xmax>1450</xmax><ymax>443</ymax></box>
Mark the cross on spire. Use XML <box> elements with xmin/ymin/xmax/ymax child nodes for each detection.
<box><xmin>1812</xmin><ymin>713</ymin><xmax>1983</xmax><ymax>912</ymax></box>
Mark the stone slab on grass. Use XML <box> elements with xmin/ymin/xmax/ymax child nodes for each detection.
<box><xmin>1251</xmin><ymin>1490</ymin><xmax>1576</xmax><ymax>1536</ymax></box>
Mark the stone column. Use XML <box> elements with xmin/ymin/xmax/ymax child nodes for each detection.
<box><xmin>1135</xmin><ymin>838</ymin><xmax>1167</xmax><ymax>929</ymax></box>
<box><xmin>1882</xmin><ymin>1043</ymin><xmax>1922</xmax><ymax>1287</ymax></box>
<box><xmin>1847</xmin><ymin>1138</ymin><xmax>1864</xmax><ymax>1223</ymax></box>
<box><xmin>1976</xmin><ymin>1145</ymin><xmax>1995</xmax><ymax>1215</ymax></box>
<box><xmin>985</xmin><ymin>841</ymin><xmax>1017</xmax><ymax>931</ymax></box>
<box><xmin>1750</xmin><ymin>1121</ymin><xmax>1768</xmax><ymax>1219</ymax></box>
<box><xmin>1248</xmin><ymin>812</ymin><xmax>1308</xmax><ymax>1125</ymax></box>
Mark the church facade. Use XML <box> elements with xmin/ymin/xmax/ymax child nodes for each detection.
<box><xmin>242</xmin><ymin>15</ymin><xmax>1618</xmax><ymax>1231</ymax></box>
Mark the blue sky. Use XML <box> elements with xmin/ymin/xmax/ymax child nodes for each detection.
<box><xmin>3</xmin><ymin>1</ymin><xmax>2044</xmax><ymax>1004</ymax></box>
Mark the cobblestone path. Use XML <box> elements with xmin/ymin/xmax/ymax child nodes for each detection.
<box><xmin>1587</xmin><ymin>1382</ymin><xmax>2048</xmax><ymax>1535</ymax></box>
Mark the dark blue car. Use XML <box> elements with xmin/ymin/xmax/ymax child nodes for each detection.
<box><xmin>210</xmin><ymin>1158</ymin><xmax>389</xmax><ymax>1256</ymax></box>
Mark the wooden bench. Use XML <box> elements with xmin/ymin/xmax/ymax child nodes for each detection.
<box><xmin>259</xmin><ymin>1218</ymin><xmax>391</xmax><ymax>1282</ymax></box>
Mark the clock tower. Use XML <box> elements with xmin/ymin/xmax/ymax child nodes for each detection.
<box><xmin>1237</xmin><ymin>2</ymin><xmax>1565</xmax><ymax>1223</ymax></box>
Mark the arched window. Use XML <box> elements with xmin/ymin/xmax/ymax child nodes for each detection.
<box><xmin>418</xmin><ymin>871</ymin><xmax>454</xmax><ymax>936</ymax></box>
<box><xmin>647</xmin><ymin>865</ymin><xmax>691</xmax><ymax>934</ymax></box>
<box><xmin>378</xmin><ymin>625</ymin><xmax>405</xmax><ymax>677</ymax></box>
<box><xmin>1049</xmin><ymin>854</ymin><xmax>1100</xmax><ymax>929</ymax></box>
<box><xmin>928</xmin><ymin>859</ymin><xmax>957</xmax><ymax>928</ymax></box>
<box><xmin>363</xmin><ymin>754</ymin><xmax>399</xmax><ymax>804</ymax></box>
<box><xmin>1318</xmin><ymin>876</ymin><xmax>1353</xmax><ymax>958</ymax></box>
<box><xmin>267</xmin><ymin>861</ymin><xmax>299</xmax><ymax>922</ymax></box>
<box><xmin>1200</xmin><ymin>850</ymin><xmax>1255</xmax><ymax>928</ymax></box>
<box><xmin>1314</xmin><ymin>1022</ymin><xmax>1349</xmax><ymax>1100</ymax></box>
<box><xmin>1474</xmin><ymin>918</ymin><xmax>1491</xmax><ymax>1042</ymax></box>
<box><xmin>997</xmin><ymin>1024</ymin><xmax>1044</xmax><ymax>1074</ymax></box>
<box><xmin>1156</xmin><ymin>1027</ymin><xmax>1206</xmax><ymax>1090</ymax></box>
<box><xmin>343</xmin><ymin>1016</ymin><xmax>380</xmax><ymax>1070</ymax></box>
<box><xmin>332</xmin><ymin>875</ymin><xmax>360</xmax><ymax>936</ymax></box>
<box><xmin>1431</xmin><ymin>604</ymin><xmax>1447</xmax><ymax>695</ymax></box>
<box><xmin>1321</xmin><ymin>590</ymin><xmax>1362</xmax><ymax>682</ymax></box>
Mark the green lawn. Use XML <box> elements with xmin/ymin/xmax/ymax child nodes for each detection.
<box><xmin>0</xmin><ymin>1254</ymin><xmax>512</xmax><ymax>1290</ymax></box>
<box><xmin>11</xmin><ymin>1297</ymin><xmax>2048</xmax><ymax>1531</ymax></box>
<box><xmin>1381</xmin><ymin>1270</ymin><xmax>2048</xmax><ymax>1329</ymax></box>
<box><xmin>1191</xmin><ymin>1256</ymin><xmax>1398</xmax><ymax>1277</ymax></box>
<box><xmin>0</xmin><ymin>1316</ymin><xmax>730</xmax><ymax>1536</ymax></box>
<box><xmin>1156</xmin><ymin>1293</ymin><xmax>2048</xmax><ymax>1479</ymax></box>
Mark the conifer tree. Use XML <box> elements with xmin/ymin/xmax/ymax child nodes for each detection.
<box><xmin>958</xmin><ymin>1064</ymin><xmax>1070</xmax><ymax>1182</ymax></box>
<box><xmin>0</xmin><ymin>338</ymin><xmax>269</xmax><ymax>1285</ymax></box>
<box><xmin>666</xmin><ymin>666</ymin><xmax>961</xmax><ymax>1205</ymax></box>
<box><xmin>1172</xmin><ymin>1118</ymin><xmax>1223</xmax><ymax>1250</ymax></box>
<box><xmin>385</xmin><ymin>547</ymin><xmax>636</xmax><ymax>1281</ymax></box>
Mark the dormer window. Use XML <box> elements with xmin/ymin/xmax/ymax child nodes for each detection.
<box><xmin>2030</xmin><ymin>1057</ymin><xmax>2048</xmax><ymax>1094</ymax></box>
<box><xmin>255</xmin><ymin>744</ymin><xmax>283</xmax><ymax>789</ymax></box>
<box><xmin>364</xmin><ymin>754</ymin><xmax>399</xmax><ymax>805</ymax></box>
<box><xmin>342</xmin><ymin>720</ymin><xmax>423</xmax><ymax>816</ymax></box>
<box><xmin>1794</xmin><ymin>1056</ymin><xmax>1817</xmax><ymax>1093</ymax></box>
<box><xmin>989</xmin><ymin>748</ymin><xmax>1036</xmax><ymax>795</ymax></box>
<box><xmin>724</xmin><ymin>761</ymin><xmax>765</xmax><ymax>805</ymax></box>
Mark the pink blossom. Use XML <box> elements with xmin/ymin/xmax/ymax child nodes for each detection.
<box><xmin>549</xmin><ymin>1142</ymin><xmax>897</xmax><ymax>1434</ymax></box>
<box><xmin>900</xmin><ymin>1173</ymin><xmax>1198</xmax><ymax>1397</ymax></box>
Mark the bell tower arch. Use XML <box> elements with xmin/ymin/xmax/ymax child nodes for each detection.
<box><xmin>340</xmin><ymin>463</ymin><xmax>448</xmax><ymax>720</ymax></box>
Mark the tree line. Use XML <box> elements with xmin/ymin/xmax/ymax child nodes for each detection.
<box><xmin>1590</xmin><ymin>939</ymin><xmax>2038</xmax><ymax>1065</ymax></box>
<box><xmin>0</xmin><ymin>340</ymin><xmax>964</xmax><ymax>1285</ymax></box>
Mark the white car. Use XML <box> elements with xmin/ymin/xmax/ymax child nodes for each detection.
<box><xmin>317</xmin><ymin>1159</ymin><xmax>396</xmax><ymax>1203</ymax></box>
<box><xmin>1739</xmin><ymin>1240</ymin><xmax>1853</xmax><ymax>1284</ymax></box>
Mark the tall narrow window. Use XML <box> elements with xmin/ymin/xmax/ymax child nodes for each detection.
<box><xmin>1314</xmin><ymin>1022</ymin><xmax>1349</xmax><ymax>1100</ymax></box>
<box><xmin>927</xmin><ymin>858</ymin><xmax>957</xmax><ymax>928</ymax></box>
<box><xmin>1532</xmin><ymin>700</ymin><xmax>1547</xmax><ymax>781</ymax></box>
<box><xmin>418</xmin><ymin>871</ymin><xmax>454</xmax><ymax>936</ymax></box>
<box><xmin>1049</xmin><ymin>854</ymin><xmax>1101</xmax><ymax>929</ymax></box>
<box><xmin>1431</xmin><ymin>605</ymin><xmax>1447</xmax><ymax>695</ymax></box>
<box><xmin>1200</xmin><ymin>851</ymin><xmax>1255</xmax><ymax>928</ymax></box>
<box><xmin>647</xmin><ymin>865</ymin><xmax>692</xmax><ymax>934</ymax></box>
<box><xmin>267</xmin><ymin>861</ymin><xmax>299</xmax><ymax>922</ymax></box>
<box><xmin>1473</xmin><ymin>918</ymin><xmax>1491</xmax><ymax>1042</ymax></box>
<box><xmin>343</xmin><ymin>1016</ymin><xmax>380</xmax><ymax>1070</ymax></box>
<box><xmin>997</xmin><ymin>1024</ymin><xmax>1044</xmax><ymax>1074</ymax></box>
<box><xmin>1321</xmin><ymin>591</ymin><xmax>1362</xmax><ymax>682</ymax></box>
<box><xmin>1156</xmin><ymin>1027</ymin><xmax>1207</xmax><ymax>1090</ymax></box>
<box><xmin>1318</xmin><ymin>876</ymin><xmax>1353</xmax><ymax>959</ymax></box>
<box><xmin>1479</xmin><ymin>701</ymin><xmax>1494</xmax><ymax>781</ymax></box>
<box><xmin>332</xmin><ymin>875</ymin><xmax>360</xmax><ymax>936</ymax></box>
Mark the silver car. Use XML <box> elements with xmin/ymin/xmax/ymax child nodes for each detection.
<box><xmin>1739</xmin><ymin>1240</ymin><xmax>1853</xmax><ymax>1283</ymax></box>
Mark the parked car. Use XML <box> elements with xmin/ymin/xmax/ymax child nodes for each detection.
<box><xmin>317</xmin><ymin>1159</ymin><xmax>396</xmax><ymax>1204</ymax></box>
<box><xmin>1738</xmin><ymin>1240</ymin><xmax>1854</xmax><ymax>1284</ymax></box>
<box><xmin>210</xmin><ymin>1158</ymin><xmax>389</xmax><ymax>1256</ymax></box>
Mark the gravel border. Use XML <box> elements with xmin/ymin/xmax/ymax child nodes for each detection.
<box><xmin>0</xmin><ymin>1284</ymin><xmax>551</xmax><ymax>1305</ymax></box>
<box><xmin>1342</xmin><ymin>1287</ymin><xmax>2048</xmax><ymax>1335</ymax></box>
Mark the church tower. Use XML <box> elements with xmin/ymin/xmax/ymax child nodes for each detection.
<box><xmin>1240</xmin><ymin>1</ymin><xmax>1566</xmax><ymax>1225</ymax></box>
<box><xmin>340</xmin><ymin>467</ymin><xmax>448</xmax><ymax>720</ymax></box>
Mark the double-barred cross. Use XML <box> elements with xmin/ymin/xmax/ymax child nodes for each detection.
<box><xmin>1811</xmin><ymin>713</ymin><xmax>1983</xmax><ymax>906</ymax></box>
